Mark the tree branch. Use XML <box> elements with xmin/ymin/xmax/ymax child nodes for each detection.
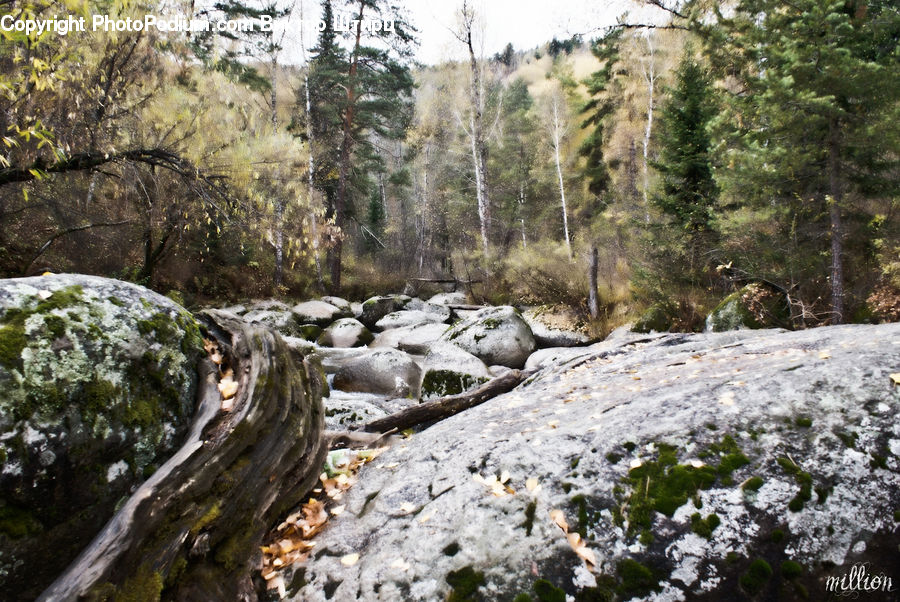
<box><xmin>25</xmin><ymin>220</ymin><xmax>131</xmax><ymax>275</ymax></box>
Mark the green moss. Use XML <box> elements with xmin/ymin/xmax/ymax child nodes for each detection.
<box><xmin>446</xmin><ymin>566</ymin><xmax>485</xmax><ymax>601</ymax></box>
<box><xmin>0</xmin><ymin>321</ymin><xmax>27</xmax><ymax>370</ymax></box>
<box><xmin>623</xmin><ymin>442</ymin><xmax>636</xmax><ymax>452</ymax></box>
<box><xmin>870</xmin><ymin>453</ymin><xmax>888</xmax><ymax>469</ymax></box>
<box><xmin>190</xmin><ymin>502</ymin><xmax>222</xmax><ymax>536</ymax></box>
<box><xmin>513</xmin><ymin>595</ymin><xmax>533</xmax><ymax>602</ymax></box>
<box><xmin>422</xmin><ymin>370</ymin><xmax>487</xmax><ymax>398</ymax></box>
<box><xmin>213</xmin><ymin>519</ymin><xmax>256</xmax><ymax>572</ymax></box>
<box><xmin>522</xmin><ymin>500</ymin><xmax>537</xmax><ymax>536</ymax></box>
<box><xmin>726</xmin><ymin>551</ymin><xmax>740</xmax><ymax>564</ymax></box>
<box><xmin>781</xmin><ymin>560</ymin><xmax>803</xmax><ymax>580</ymax></box>
<box><xmin>616</xmin><ymin>558</ymin><xmax>660</xmax><ymax>597</ymax></box>
<box><xmin>743</xmin><ymin>476</ymin><xmax>764</xmax><ymax>491</ymax></box>
<box><xmin>116</xmin><ymin>564</ymin><xmax>163</xmax><ymax>602</ymax></box>
<box><xmin>690</xmin><ymin>513</ymin><xmax>721</xmax><ymax>539</ymax></box>
<box><xmin>533</xmin><ymin>579</ymin><xmax>566</xmax><ymax>602</ymax></box>
<box><xmin>893</xmin><ymin>510</ymin><xmax>900</xmax><ymax>522</ymax></box>
<box><xmin>770</xmin><ymin>529</ymin><xmax>785</xmax><ymax>543</ymax></box>
<box><xmin>605</xmin><ymin>452</ymin><xmax>622</xmax><ymax>463</ymax></box>
<box><xmin>443</xmin><ymin>542</ymin><xmax>461</xmax><ymax>556</ymax></box>
<box><xmin>0</xmin><ymin>502</ymin><xmax>43</xmax><ymax>538</ymax></box>
<box><xmin>836</xmin><ymin>431</ymin><xmax>857</xmax><ymax>448</ymax></box>
<box><xmin>739</xmin><ymin>558</ymin><xmax>772</xmax><ymax>595</ymax></box>
<box><xmin>794</xmin><ymin>416</ymin><xmax>812</xmax><ymax>428</ymax></box>
<box><xmin>815</xmin><ymin>485</ymin><xmax>832</xmax><ymax>504</ymax></box>
<box><xmin>778</xmin><ymin>457</ymin><xmax>812</xmax><ymax>512</ymax></box>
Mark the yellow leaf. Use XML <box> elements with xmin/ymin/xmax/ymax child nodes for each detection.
<box><xmin>525</xmin><ymin>478</ymin><xmax>539</xmax><ymax>492</ymax></box>
<box><xmin>818</xmin><ymin>350</ymin><xmax>831</xmax><ymax>359</ymax></box>
<box><xmin>218</xmin><ymin>375</ymin><xmax>238</xmax><ymax>400</ymax></box>
<box><xmin>550</xmin><ymin>509</ymin><xmax>568</xmax><ymax>532</ymax></box>
<box><xmin>890</xmin><ymin>373</ymin><xmax>900</xmax><ymax>385</ymax></box>
<box><xmin>340</xmin><ymin>553</ymin><xmax>359</xmax><ymax>566</ymax></box>
<box><xmin>330</xmin><ymin>505</ymin><xmax>345</xmax><ymax>516</ymax></box>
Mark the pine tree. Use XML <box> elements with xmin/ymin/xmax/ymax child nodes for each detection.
<box><xmin>703</xmin><ymin>0</ymin><xmax>900</xmax><ymax>322</ymax></box>
<box><xmin>651</xmin><ymin>50</ymin><xmax>718</xmax><ymax>261</ymax></box>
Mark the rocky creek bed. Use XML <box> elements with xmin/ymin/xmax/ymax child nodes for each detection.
<box><xmin>0</xmin><ymin>275</ymin><xmax>898</xmax><ymax>601</ymax></box>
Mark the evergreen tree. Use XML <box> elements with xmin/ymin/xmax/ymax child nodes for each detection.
<box><xmin>702</xmin><ymin>0</ymin><xmax>900</xmax><ymax>322</ymax></box>
<box><xmin>579</xmin><ymin>29</ymin><xmax>623</xmax><ymax>206</ymax></box>
<box><xmin>320</xmin><ymin>0</ymin><xmax>416</xmax><ymax>291</ymax></box>
<box><xmin>651</xmin><ymin>51</ymin><xmax>718</xmax><ymax>259</ymax></box>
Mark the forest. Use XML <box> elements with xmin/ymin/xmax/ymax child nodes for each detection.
<box><xmin>1</xmin><ymin>0</ymin><xmax>898</xmax><ymax>331</ymax></box>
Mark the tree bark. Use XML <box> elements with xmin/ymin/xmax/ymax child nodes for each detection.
<box><xmin>461</xmin><ymin>1</ymin><xmax>491</xmax><ymax>258</ymax></box>
<box><xmin>39</xmin><ymin>310</ymin><xmax>327</xmax><ymax>601</ymax></box>
<box><xmin>828</xmin><ymin>118</ymin><xmax>844</xmax><ymax>324</ymax></box>
<box><xmin>331</xmin><ymin>0</ymin><xmax>366</xmax><ymax>291</ymax></box>
<box><xmin>361</xmin><ymin>369</ymin><xmax>533</xmax><ymax>433</ymax></box>
<box><xmin>551</xmin><ymin>96</ymin><xmax>572</xmax><ymax>258</ymax></box>
<box><xmin>588</xmin><ymin>246</ymin><xmax>600</xmax><ymax>319</ymax></box>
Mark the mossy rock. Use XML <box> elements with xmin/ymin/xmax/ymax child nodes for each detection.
<box><xmin>632</xmin><ymin>305</ymin><xmax>673</xmax><ymax>333</ymax></box>
<box><xmin>705</xmin><ymin>283</ymin><xmax>790</xmax><ymax>332</ymax></box>
<box><xmin>0</xmin><ymin>274</ymin><xmax>205</xmax><ymax>599</ymax></box>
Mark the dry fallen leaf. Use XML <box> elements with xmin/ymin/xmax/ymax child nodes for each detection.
<box><xmin>890</xmin><ymin>373</ymin><xmax>900</xmax><ymax>386</ymax></box>
<box><xmin>818</xmin><ymin>350</ymin><xmax>831</xmax><ymax>360</ymax></box>
<box><xmin>218</xmin><ymin>370</ymin><xmax>238</xmax><ymax>400</ymax></box>
<box><xmin>550</xmin><ymin>509</ymin><xmax>568</xmax><ymax>532</ymax></box>
<box><xmin>525</xmin><ymin>478</ymin><xmax>539</xmax><ymax>492</ymax></box>
<box><xmin>340</xmin><ymin>553</ymin><xmax>359</xmax><ymax>567</ymax></box>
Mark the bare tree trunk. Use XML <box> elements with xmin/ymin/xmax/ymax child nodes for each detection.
<box><xmin>331</xmin><ymin>0</ymin><xmax>365</xmax><ymax>291</ymax></box>
<box><xmin>271</xmin><ymin>50</ymin><xmax>285</xmax><ymax>288</ymax></box>
<box><xmin>518</xmin><ymin>182</ymin><xmax>527</xmax><ymax>249</ymax></box>
<box><xmin>588</xmin><ymin>246</ymin><xmax>600</xmax><ymax>319</ymax></box>
<box><xmin>305</xmin><ymin>74</ymin><xmax>324</xmax><ymax>290</ymax></box>
<box><xmin>640</xmin><ymin>32</ymin><xmax>657</xmax><ymax>223</ymax></box>
<box><xmin>299</xmin><ymin>1</ymin><xmax>324</xmax><ymax>291</ymax></box>
<box><xmin>828</xmin><ymin>119</ymin><xmax>844</xmax><ymax>324</ymax></box>
<box><xmin>551</xmin><ymin>97</ymin><xmax>572</xmax><ymax>258</ymax></box>
<box><xmin>461</xmin><ymin>1</ymin><xmax>490</xmax><ymax>258</ymax></box>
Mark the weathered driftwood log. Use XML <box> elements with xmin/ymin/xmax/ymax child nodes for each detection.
<box><xmin>360</xmin><ymin>369</ymin><xmax>534</xmax><ymax>434</ymax></box>
<box><xmin>39</xmin><ymin>310</ymin><xmax>326</xmax><ymax>601</ymax></box>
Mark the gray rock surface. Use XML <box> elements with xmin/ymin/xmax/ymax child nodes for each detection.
<box><xmin>316</xmin><ymin>318</ymin><xmax>374</xmax><ymax>348</ymax></box>
<box><xmin>321</xmin><ymin>295</ymin><xmax>352</xmax><ymax>313</ymax></box>
<box><xmin>358</xmin><ymin>295</ymin><xmax>411</xmax><ymax>329</ymax></box>
<box><xmin>242</xmin><ymin>309</ymin><xmax>303</xmax><ymax>338</ymax></box>
<box><xmin>404</xmin><ymin>298</ymin><xmax>452</xmax><ymax>322</ymax></box>
<box><xmin>246</xmin><ymin>299</ymin><xmax>292</xmax><ymax>313</ymax></box>
<box><xmin>375</xmin><ymin>310</ymin><xmax>446</xmax><ymax>331</ymax></box>
<box><xmin>524</xmin><ymin>346</ymin><xmax>592</xmax><ymax>371</ymax></box>
<box><xmin>288</xmin><ymin>323</ymin><xmax>900</xmax><ymax>601</ymax></box>
<box><xmin>0</xmin><ymin>274</ymin><xmax>205</xmax><ymax>598</ymax></box>
<box><xmin>441</xmin><ymin>305</ymin><xmax>536</xmax><ymax>368</ymax></box>
<box><xmin>332</xmin><ymin>348</ymin><xmax>422</xmax><ymax>398</ymax></box>
<box><xmin>428</xmin><ymin>291</ymin><xmax>468</xmax><ymax>305</ymax></box>
<box><xmin>420</xmin><ymin>341</ymin><xmax>492</xmax><ymax>399</ymax></box>
<box><xmin>370</xmin><ymin>322</ymin><xmax>450</xmax><ymax>355</ymax></box>
<box><xmin>522</xmin><ymin>306</ymin><xmax>592</xmax><ymax>348</ymax></box>
<box><xmin>292</xmin><ymin>300</ymin><xmax>348</xmax><ymax>327</ymax></box>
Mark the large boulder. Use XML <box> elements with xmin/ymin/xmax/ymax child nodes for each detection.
<box><xmin>521</xmin><ymin>306</ymin><xmax>591</xmax><ymax>348</ymax></box>
<box><xmin>316</xmin><ymin>318</ymin><xmax>373</xmax><ymax>348</ymax></box>
<box><xmin>242</xmin><ymin>308</ymin><xmax>304</xmax><ymax>338</ymax></box>
<box><xmin>320</xmin><ymin>295</ymin><xmax>352</xmax><ymax>314</ymax></box>
<box><xmin>287</xmin><ymin>323</ymin><xmax>900</xmax><ymax>601</ymax></box>
<box><xmin>292</xmin><ymin>300</ymin><xmax>348</xmax><ymax>327</ymax></box>
<box><xmin>332</xmin><ymin>349</ymin><xmax>422</xmax><ymax>398</ymax></box>
<box><xmin>375</xmin><ymin>309</ymin><xmax>446</xmax><ymax>331</ymax></box>
<box><xmin>420</xmin><ymin>341</ymin><xmax>492</xmax><ymax>399</ymax></box>
<box><xmin>441</xmin><ymin>305</ymin><xmax>536</xmax><ymax>368</ymax></box>
<box><xmin>706</xmin><ymin>283</ymin><xmax>791</xmax><ymax>332</ymax></box>
<box><xmin>358</xmin><ymin>295</ymin><xmax>411</xmax><ymax>329</ymax></box>
<box><xmin>0</xmin><ymin>274</ymin><xmax>205</xmax><ymax>599</ymax></box>
<box><xmin>370</xmin><ymin>322</ymin><xmax>450</xmax><ymax>355</ymax></box>
<box><xmin>404</xmin><ymin>298</ymin><xmax>452</xmax><ymax>322</ymax></box>
<box><xmin>428</xmin><ymin>291</ymin><xmax>468</xmax><ymax>306</ymax></box>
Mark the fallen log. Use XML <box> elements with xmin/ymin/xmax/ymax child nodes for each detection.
<box><xmin>360</xmin><ymin>369</ymin><xmax>535</xmax><ymax>433</ymax></box>
<box><xmin>39</xmin><ymin>310</ymin><xmax>327</xmax><ymax>601</ymax></box>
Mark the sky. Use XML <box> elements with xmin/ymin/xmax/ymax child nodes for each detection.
<box><xmin>281</xmin><ymin>0</ymin><xmax>664</xmax><ymax>65</ymax></box>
